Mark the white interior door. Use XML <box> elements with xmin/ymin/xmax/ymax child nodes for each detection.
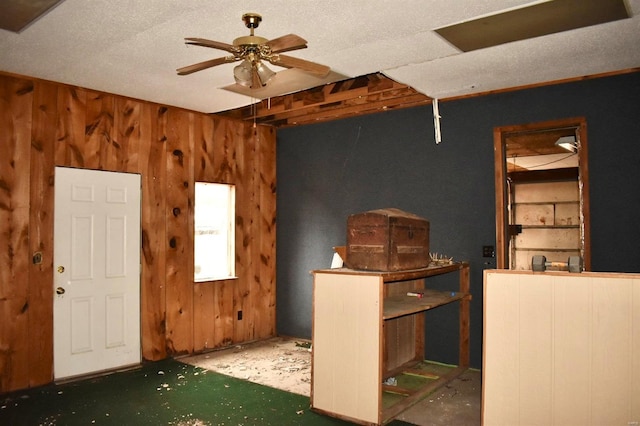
<box><xmin>54</xmin><ymin>167</ymin><xmax>141</xmax><ymax>379</ymax></box>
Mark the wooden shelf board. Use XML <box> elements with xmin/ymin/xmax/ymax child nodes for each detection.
<box><xmin>312</xmin><ymin>262</ymin><xmax>468</xmax><ymax>283</ymax></box>
<box><xmin>383</xmin><ymin>290</ymin><xmax>467</xmax><ymax>320</ymax></box>
<box><xmin>382</xmin><ymin>365</ymin><xmax>468</xmax><ymax>424</ymax></box>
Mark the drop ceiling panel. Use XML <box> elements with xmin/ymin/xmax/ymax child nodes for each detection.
<box><xmin>435</xmin><ymin>0</ymin><xmax>631</xmax><ymax>52</ymax></box>
<box><xmin>0</xmin><ymin>0</ymin><xmax>64</xmax><ymax>33</ymax></box>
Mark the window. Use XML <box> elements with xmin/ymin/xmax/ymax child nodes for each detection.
<box><xmin>194</xmin><ymin>182</ymin><xmax>235</xmax><ymax>281</ymax></box>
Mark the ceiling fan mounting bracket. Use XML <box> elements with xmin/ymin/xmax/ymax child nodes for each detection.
<box><xmin>235</xmin><ymin>13</ymin><xmax>268</xmax><ymax>49</ymax></box>
<box><xmin>242</xmin><ymin>13</ymin><xmax>262</xmax><ymax>30</ymax></box>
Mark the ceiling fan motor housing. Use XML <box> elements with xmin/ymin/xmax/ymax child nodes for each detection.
<box><xmin>233</xmin><ymin>35</ymin><xmax>268</xmax><ymax>47</ymax></box>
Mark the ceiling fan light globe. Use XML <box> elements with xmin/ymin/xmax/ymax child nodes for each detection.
<box><xmin>234</xmin><ymin>60</ymin><xmax>253</xmax><ymax>87</ymax></box>
<box><xmin>256</xmin><ymin>62</ymin><xmax>276</xmax><ymax>85</ymax></box>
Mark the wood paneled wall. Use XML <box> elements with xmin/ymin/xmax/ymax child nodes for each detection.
<box><xmin>0</xmin><ymin>72</ymin><xmax>276</xmax><ymax>393</ymax></box>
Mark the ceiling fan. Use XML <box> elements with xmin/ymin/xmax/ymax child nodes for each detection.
<box><xmin>177</xmin><ymin>13</ymin><xmax>331</xmax><ymax>89</ymax></box>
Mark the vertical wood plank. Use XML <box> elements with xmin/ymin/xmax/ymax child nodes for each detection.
<box><xmin>210</xmin><ymin>119</ymin><xmax>238</xmax><ymax>348</ymax></box>
<box><xmin>213</xmin><ymin>280</ymin><xmax>236</xmax><ymax>348</ymax></box>
<box><xmin>28</xmin><ymin>80</ymin><xmax>57</xmax><ymax>387</ymax></box>
<box><xmin>233</xmin><ymin>122</ymin><xmax>252</xmax><ymax>343</ymax></box>
<box><xmin>383</xmin><ymin>279</ymin><xmax>422</xmax><ymax>372</ymax></box>
<box><xmin>114</xmin><ymin>98</ymin><xmax>142</xmax><ymax>173</ymax></box>
<box><xmin>193</xmin><ymin>282</ymin><xmax>215</xmax><ymax>350</ymax></box>
<box><xmin>256</xmin><ymin>125</ymin><xmax>276</xmax><ymax>340</ymax></box>
<box><xmin>212</xmin><ymin>117</ymin><xmax>236</xmax><ymax>183</ymax></box>
<box><xmin>193</xmin><ymin>114</ymin><xmax>215</xmax><ymax>182</ymax></box>
<box><xmin>191</xmin><ymin>115</ymin><xmax>216</xmax><ymax>351</ymax></box>
<box><xmin>56</xmin><ymin>86</ymin><xmax>87</xmax><ymax>167</ymax></box>
<box><xmin>139</xmin><ymin>103</ymin><xmax>168</xmax><ymax>360</ymax></box>
<box><xmin>244</xmin><ymin>125</ymin><xmax>259</xmax><ymax>342</ymax></box>
<box><xmin>0</xmin><ymin>77</ymin><xmax>33</xmax><ymax>392</ymax></box>
<box><xmin>85</xmin><ymin>90</ymin><xmax>114</xmax><ymax>170</ymax></box>
<box><xmin>164</xmin><ymin>108</ymin><xmax>193</xmax><ymax>355</ymax></box>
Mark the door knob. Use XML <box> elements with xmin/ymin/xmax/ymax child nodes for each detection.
<box><xmin>56</xmin><ymin>287</ymin><xmax>66</xmax><ymax>295</ymax></box>
<box><xmin>57</xmin><ymin>265</ymin><xmax>65</xmax><ymax>273</ymax></box>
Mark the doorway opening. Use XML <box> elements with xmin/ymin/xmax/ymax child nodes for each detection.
<box><xmin>493</xmin><ymin>117</ymin><xmax>591</xmax><ymax>271</ymax></box>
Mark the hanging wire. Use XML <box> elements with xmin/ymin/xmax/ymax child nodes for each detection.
<box><xmin>252</xmin><ymin>96</ymin><xmax>257</xmax><ymax>129</ymax></box>
<box><xmin>519</xmin><ymin>152</ymin><xmax>577</xmax><ymax>170</ymax></box>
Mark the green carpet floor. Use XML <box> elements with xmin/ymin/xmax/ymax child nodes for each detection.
<box><xmin>0</xmin><ymin>359</ymin><xmax>416</xmax><ymax>425</ymax></box>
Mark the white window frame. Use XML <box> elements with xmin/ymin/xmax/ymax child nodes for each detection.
<box><xmin>194</xmin><ymin>182</ymin><xmax>236</xmax><ymax>282</ymax></box>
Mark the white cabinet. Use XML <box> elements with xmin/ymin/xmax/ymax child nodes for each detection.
<box><xmin>311</xmin><ymin>263</ymin><xmax>471</xmax><ymax>425</ymax></box>
<box><xmin>483</xmin><ymin>269</ymin><xmax>640</xmax><ymax>425</ymax></box>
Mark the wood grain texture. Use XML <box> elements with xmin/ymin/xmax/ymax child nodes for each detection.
<box><xmin>193</xmin><ymin>282</ymin><xmax>216</xmax><ymax>350</ymax></box>
<box><xmin>164</xmin><ymin>108</ymin><xmax>194</xmax><ymax>355</ymax></box>
<box><xmin>217</xmin><ymin>73</ymin><xmax>432</xmax><ymax>128</ymax></box>
<box><xmin>214</xmin><ymin>280</ymin><xmax>236</xmax><ymax>348</ymax></box>
<box><xmin>139</xmin><ymin>103</ymin><xmax>168</xmax><ymax>361</ymax></box>
<box><xmin>0</xmin><ymin>71</ymin><xmax>277</xmax><ymax>392</ymax></box>
<box><xmin>191</xmin><ymin>115</ymin><xmax>216</xmax><ymax>351</ymax></box>
<box><xmin>458</xmin><ymin>263</ymin><xmax>470</xmax><ymax>367</ymax></box>
<box><xmin>56</xmin><ymin>86</ymin><xmax>87</xmax><ymax>167</ymax></box>
<box><xmin>27</xmin><ymin>80</ymin><xmax>57</xmax><ymax>387</ymax></box>
<box><xmin>114</xmin><ymin>98</ymin><xmax>142</xmax><ymax>173</ymax></box>
<box><xmin>0</xmin><ymin>77</ymin><xmax>33</xmax><ymax>392</ymax></box>
<box><xmin>233</xmin><ymin>123</ymin><xmax>253</xmax><ymax>343</ymax></box>
<box><xmin>85</xmin><ymin>90</ymin><xmax>114</xmax><ymax>170</ymax></box>
<box><xmin>255</xmin><ymin>125</ymin><xmax>277</xmax><ymax>339</ymax></box>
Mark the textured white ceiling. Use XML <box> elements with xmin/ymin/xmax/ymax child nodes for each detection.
<box><xmin>0</xmin><ymin>0</ymin><xmax>638</xmax><ymax>114</ymax></box>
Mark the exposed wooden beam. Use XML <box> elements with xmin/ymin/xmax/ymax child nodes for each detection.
<box><xmin>508</xmin><ymin>167</ymin><xmax>579</xmax><ymax>183</ymax></box>
<box><xmin>215</xmin><ymin>68</ymin><xmax>640</xmax><ymax>129</ymax></box>
<box><xmin>214</xmin><ymin>73</ymin><xmax>432</xmax><ymax>128</ymax></box>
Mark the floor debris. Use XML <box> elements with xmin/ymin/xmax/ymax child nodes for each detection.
<box><xmin>182</xmin><ymin>337</ymin><xmax>312</xmax><ymax>397</ymax></box>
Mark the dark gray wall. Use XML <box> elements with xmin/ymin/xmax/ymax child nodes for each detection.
<box><xmin>275</xmin><ymin>72</ymin><xmax>640</xmax><ymax>369</ymax></box>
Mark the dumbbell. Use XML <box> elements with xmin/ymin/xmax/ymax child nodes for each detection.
<box><xmin>531</xmin><ymin>255</ymin><xmax>583</xmax><ymax>273</ymax></box>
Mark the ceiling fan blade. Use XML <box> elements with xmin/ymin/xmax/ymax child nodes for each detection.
<box><xmin>269</xmin><ymin>54</ymin><xmax>330</xmax><ymax>77</ymax></box>
<box><xmin>184</xmin><ymin>37</ymin><xmax>238</xmax><ymax>53</ymax></box>
<box><xmin>265</xmin><ymin>34</ymin><xmax>308</xmax><ymax>53</ymax></box>
<box><xmin>177</xmin><ymin>56</ymin><xmax>238</xmax><ymax>75</ymax></box>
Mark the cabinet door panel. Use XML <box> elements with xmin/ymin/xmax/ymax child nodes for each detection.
<box><xmin>312</xmin><ymin>273</ymin><xmax>382</xmax><ymax>424</ymax></box>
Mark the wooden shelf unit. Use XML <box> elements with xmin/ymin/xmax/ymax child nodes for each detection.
<box><xmin>310</xmin><ymin>262</ymin><xmax>471</xmax><ymax>425</ymax></box>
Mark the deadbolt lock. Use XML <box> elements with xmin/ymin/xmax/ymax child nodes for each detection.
<box><xmin>56</xmin><ymin>287</ymin><xmax>65</xmax><ymax>295</ymax></box>
<box><xmin>57</xmin><ymin>265</ymin><xmax>65</xmax><ymax>273</ymax></box>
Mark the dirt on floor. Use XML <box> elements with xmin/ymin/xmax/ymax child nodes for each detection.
<box><xmin>181</xmin><ymin>336</ymin><xmax>482</xmax><ymax>426</ymax></box>
<box><xmin>180</xmin><ymin>336</ymin><xmax>312</xmax><ymax>397</ymax></box>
